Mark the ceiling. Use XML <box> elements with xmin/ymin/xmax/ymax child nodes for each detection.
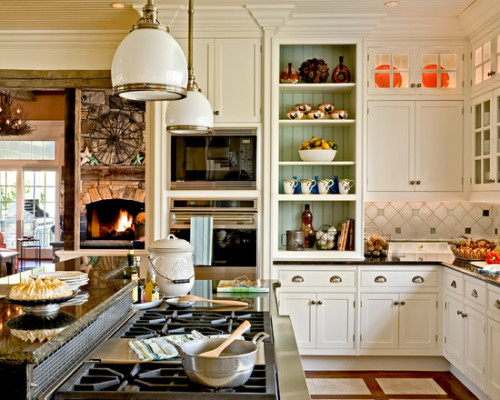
<box><xmin>0</xmin><ymin>0</ymin><xmax>481</xmax><ymax>31</ymax></box>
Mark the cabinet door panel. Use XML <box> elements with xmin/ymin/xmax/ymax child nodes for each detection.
<box><xmin>464</xmin><ymin>305</ymin><xmax>486</xmax><ymax>386</ymax></box>
<box><xmin>360</xmin><ymin>293</ymin><xmax>399</xmax><ymax>349</ymax></box>
<box><xmin>415</xmin><ymin>101</ymin><xmax>463</xmax><ymax>191</ymax></box>
<box><xmin>367</xmin><ymin>102</ymin><xmax>415</xmax><ymax>191</ymax></box>
<box><xmin>278</xmin><ymin>293</ymin><xmax>315</xmax><ymax>349</ymax></box>
<box><xmin>486</xmin><ymin>318</ymin><xmax>500</xmax><ymax>398</ymax></box>
<box><xmin>399</xmin><ymin>293</ymin><xmax>437</xmax><ymax>349</ymax></box>
<box><xmin>443</xmin><ymin>294</ymin><xmax>464</xmax><ymax>366</ymax></box>
<box><xmin>214</xmin><ymin>39</ymin><xmax>261</xmax><ymax>123</ymax></box>
<box><xmin>316</xmin><ymin>293</ymin><xmax>355</xmax><ymax>349</ymax></box>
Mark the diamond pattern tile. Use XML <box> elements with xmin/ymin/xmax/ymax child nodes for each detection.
<box><xmin>365</xmin><ymin>201</ymin><xmax>499</xmax><ymax>240</ymax></box>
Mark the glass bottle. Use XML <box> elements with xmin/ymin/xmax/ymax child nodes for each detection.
<box><xmin>332</xmin><ymin>56</ymin><xmax>351</xmax><ymax>83</ymax></box>
<box><xmin>301</xmin><ymin>204</ymin><xmax>315</xmax><ymax>248</ymax></box>
<box><xmin>123</xmin><ymin>250</ymin><xmax>137</xmax><ymax>280</ymax></box>
<box><xmin>331</xmin><ymin>176</ymin><xmax>340</xmax><ymax>194</ymax></box>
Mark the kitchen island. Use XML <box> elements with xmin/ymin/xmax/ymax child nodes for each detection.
<box><xmin>0</xmin><ymin>256</ymin><xmax>309</xmax><ymax>400</ymax></box>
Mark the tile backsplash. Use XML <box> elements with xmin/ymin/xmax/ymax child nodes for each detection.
<box><xmin>365</xmin><ymin>202</ymin><xmax>500</xmax><ymax>241</ymax></box>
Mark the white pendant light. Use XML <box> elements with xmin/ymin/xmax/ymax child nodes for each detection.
<box><xmin>166</xmin><ymin>0</ymin><xmax>214</xmax><ymax>133</ymax></box>
<box><xmin>112</xmin><ymin>0</ymin><xmax>188</xmax><ymax>101</ymax></box>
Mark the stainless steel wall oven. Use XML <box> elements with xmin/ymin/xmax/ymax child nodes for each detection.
<box><xmin>169</xmin><ymin>199</ymin><xmax>258</xmax><ymax>270</ymax></box>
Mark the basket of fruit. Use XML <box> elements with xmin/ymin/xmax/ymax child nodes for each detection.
<box><xmin>447</xmin><ymin>236</ymin><xmax>497</xmax><ymax>260</ymax></box>
<box><xmin>298</xmin><ymin>136</ymin><xmax>338</xmax><ymax>162</ymax></box>
<box><xmin>364</xmin><ymin>232</ymin><xmax>390</xmax><ymax>258</ymax></box>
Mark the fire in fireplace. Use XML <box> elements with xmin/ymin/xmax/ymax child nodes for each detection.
<box><xmin>85</xmin><ymin>199</ymin><xmax>145</xmax><ymax>241</ymax></box>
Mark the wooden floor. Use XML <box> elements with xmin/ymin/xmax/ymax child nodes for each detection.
<box><xmin>305</xmin><ymin>371</ymin><xmax>479</xmax><ymax>400</ymax></box>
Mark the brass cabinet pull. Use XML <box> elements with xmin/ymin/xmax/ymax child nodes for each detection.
<box><xmin>330</xmin><ymin>275</ymin><xmax>342</xmax><ymax>283</ymax></box>
<box><xmin>400</xmin><ymin>301</ymin><xmax>406</xmax><ymax>306</ymax></box>
<box><xmin>471</xmin><ymin>289</ymin><xmax>478</xmax><ymax>298</ymax></box>
<box><xmin>457</xmin><ymin>310</ymin><xmax>463</xmax><ymax>316</ymax></box>
<box><xmin>495</xmin><ymin>300</ymin><xmax>500</xmax><ymax>309</ymax></box>
<box><xmin>410</xmin><ymin>180</ymin><xmax>415</xmax><ymax>185</ymax></box>
<box><xmin>451</xmin><ymin>280</ymin><xmax>457</xmax><ymax>288</ymax></box>
<box><xmin>410</xmin><ymin>83</ymin><xmax>416</xmax><ymax>88</ymax></box>
<box><xmin>394</xmin><ymin>301</ymin><xmax>399</xmax><ymax>306</ymax></box>
<box><xmin>462</xmin><ymin>313</ymin><xmax>468</xmax><ymax>318</ymax></box>
<box><xmin>317</xmin><ymin>300</ymin><xmax>323</xmax><ymax>305</ymax></box>
<box><xmin>310</xmin><ymin>300</ymin><xmax>316</xmax><ymax>305</ymax></box>
<box><xmin>416</xmin><ymin>180</ymin><xmax>421</xmax><ymax>185</ymax></box>
<box><xmin>292</xmin><ymin>275</ymin><xmax>304</xmax><ymax>283</ymax></box>
<box><xmin>374</xmin><ymin>276</ymin><xmax>387</xmax><ymax>283</ymax></box>
<box><xmin>417</xmin><ymin>83</ymin><xmax>422</xmax><ymax>88</ymax></box>
<box><xmin>412</xmin><ymin>276</ymin><xmax>424</xmax><ymax>283</ymax></box>
<box><xmin>213</xmin><ymin>110</ymin><xmax>220</xmax><ymax>115</ymax></box>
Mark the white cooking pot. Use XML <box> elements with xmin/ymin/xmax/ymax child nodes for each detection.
<box><xmin>148</xmin><ymin>234</ymin><xmax>194</xmax><ymax>298</ymax></box>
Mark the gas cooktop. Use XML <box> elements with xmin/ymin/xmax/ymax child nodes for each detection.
<box><xmin>55</xmin><ymin>362</ymin><xmax>277</xmax><ymax>399</ymax></box>
<box><xmin>116</xmin><ymin>309</ymin><xmax>273</xmax><ymax>342</ymax></box>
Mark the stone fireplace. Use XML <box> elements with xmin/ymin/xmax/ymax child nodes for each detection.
<box><xmin>78</xmin><ymin>90</ymin><xmax>146</xmax><ymax>249</ymax></box>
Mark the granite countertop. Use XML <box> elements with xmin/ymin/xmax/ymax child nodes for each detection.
<box><xmin>0</xmin><ymin>255</ymin><xmax>134</xmax><ymax>364</ymax></box>
<box><xmin>274</xmin><ymin>252</ymin><xmax>500</xmax><ymax>287</ymax></box>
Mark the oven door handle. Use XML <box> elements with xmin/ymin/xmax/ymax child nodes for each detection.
<box><xmin>172</xmin><ymin>215</ymin><xmax>255</xmax><ymax>223</ymax></box>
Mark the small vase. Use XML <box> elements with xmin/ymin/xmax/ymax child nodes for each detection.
<box><xmin>280</xmin><ymin>63</ymin><xmax>299</xmax><ymax>84</ymax></box>
<box><xmin>332</xmin><ymin>56</ymin><xmax>351</xmax><ymax>83</ymax></box>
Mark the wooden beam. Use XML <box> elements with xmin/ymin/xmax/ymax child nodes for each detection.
<box><xmin>81</xmin><ymin>165</ymin><xmax>145</xmax><ymax>181</ymax></box>
<box><xmin>63</xmin><ymin>88</ymin><xmax>81</xmax><ymax>251</ymax></box>
<box><xmin>0</xmin><ymin>70</ymin><xmax>111</xmax><ymax>90</ymax></box>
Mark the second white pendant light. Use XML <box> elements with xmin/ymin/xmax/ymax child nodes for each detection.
<box><xmin>166</xmin><ymin>0</ymin><xmax>214</xmax><ymax>134</ymax></box>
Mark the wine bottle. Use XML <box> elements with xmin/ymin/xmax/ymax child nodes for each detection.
<box><xmin>332</xmin><ymin>56</ymin><xmax>351</xmax><ymax>83</ymax></box>
<box><xmin>301</xmin><ymin>204</ymin><xmax>315</xmax><ymax>248</ymax></box>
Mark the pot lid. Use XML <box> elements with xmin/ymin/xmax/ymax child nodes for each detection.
<box><xmin>148</xmin><ymin>234</ymin><xmax>194</xmax><ymax>252</ymax></box>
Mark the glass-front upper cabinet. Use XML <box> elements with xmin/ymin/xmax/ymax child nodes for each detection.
<box><xmin>368</xmin><ymin>47</ymin><xmax>463</xmax><ymax>96</ymax></box>
<box><xmin>472</xmin><ymin>29</ymin><xmax>500</xmax><ymax>90</ymax></box>
<box><xmin>472</xmin><ymin>88</ymin><xmax>500</xmax><ymax>191</ymax></box>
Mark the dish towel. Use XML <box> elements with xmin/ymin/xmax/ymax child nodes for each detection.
<box><xmin>190</xmin><ymin>216</ymin><xmax>213</xmax><ymax>266</ymax></box>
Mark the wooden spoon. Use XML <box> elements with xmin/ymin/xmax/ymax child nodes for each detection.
<box><xmin>177</xmin><ymin>294</ymin><xmax>248</xmax><ymax>307</ymax></box>
<box><xmin>198</xmin><ymin>320</ymin><xmax>251</xmax><ymax>358</ymax></box>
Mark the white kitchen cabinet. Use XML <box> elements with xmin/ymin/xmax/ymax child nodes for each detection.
<box><xmin>360</xmin><ymin>293</ymin><xmax>437</xmax><ymax>350</ymax></box>
<box><xmin>177</xmin><ymin>38</ymin><xmax>261</xmax><ymax>123</ymax></box>
<box><xmin>272</xmin><ymin>41</ymin><xmax>363</xmax><ymax>261</ymax></box>
<box><xmin>471</xmin><ymin>88</ymin><xmax>500</xmax><ymax>190</ymax></box>
<box><xmin>443</xmin><ymin>272</ymin><xmax>487</xmax><ymax>390</ymax></box>
<box><xmin>472</xmin><ymin>27</ymin><xmax>500</xmax><ymax>91</ymax></box>
<box><xmin>367</xmin><ymin>47</ymin><xmax>463</xmax><ymax>96</ymax></box>
<box><xmin>366</xmin><ymin>100</ymin><xmax>463</xmax><ymax>193</ymax></box>
<box><xmin>486</xmin><ymin>317</ymin><xmax>500</xmax><ymax>398</ymax></box>
<box><xmin>277</xmin><ymin>268</ymin><xmax>356</xmax><ymax>355</ymax></box>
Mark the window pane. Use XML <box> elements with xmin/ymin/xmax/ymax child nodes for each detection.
<box><xmin>441</xmin><ymin>53</ymin><xmax>457</xmax><ymax>70</ymax></box>
<box><xmin>475</xmin><ymin>66</ymin><xmax>483</xmax><ymax>84</ymax></box>
<box><xmin>24</xmin><ymin>170</ymin><xmax>34</xmax><ymax>187</ymax></box>
<box><xmin>20</xmin><ymin>142</ymin><xmax>31</xmax><ymax>159</ymax></box>
<box><xmin>0</xmin><ymin>170</ymin><xmax>17</xmax><ymax>249</ymax></box>
<box><xmin>484</xmin><ymin>42</ymin><xmax>491</xmax><ymax>61</ymax></box>
<box><xmin>7</xmin><ymin>142</ymin><xmax>19</xmax><ymax>159</ymax></box>
<box><xmin>475</xmin><ymin>47</ymin><xmax>482</xmax><ymax>66</ymax></box>
<box><xmin>32</xmin><ymin>141</ymin><xmax>43</xmax><ymax>160</ymax></box>
<box><xmin>43</xmin><ymin>142</ymin><xmax>55</xmax><ymax>160</ymax></box>
<box><xmin>421</xmin><ymin>53</ymin><xmax>438</xmax><ymax>68</ymax></box>
<box><xmin>374</xmin><ymin>54</ymin><xmax>391</xmax><ymax>67</ymax></box>
<box><xmin>6</xmin><ymin>171</ymin><xmax>16</xmax><ymax>186</ymax></box>
<box><xmin>35</xmin><ymin>171</ymin><xmax>45</xmax><ymax>184</ymax></box>
<box><xmin>45</xmin><ymin>171</ymin><xmax>56</xmax><ymax>186</ymax></box>
<box><xmin>0</xmin><ymin>142</ymin><xmax>8</xmax><ymax>160</ymax></box>
<box><xmin>393</xmin><ymin>54</ymin><xmax>409</xmax><ymax>70</ymax></box>
<box><xmin>45</xmin><ymin>203</ymin><xmax>56</xmax><ymax>217</ymax></box>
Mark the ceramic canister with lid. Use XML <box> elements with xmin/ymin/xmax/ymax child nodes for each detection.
<box><xmin>148</xmin><ymin>234</ymin><xmax>195</xmax><ymax>298</ymax></box>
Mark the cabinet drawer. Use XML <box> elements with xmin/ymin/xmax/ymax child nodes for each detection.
<box><xmin>464</xmin><ymin>278</ymin><xmax>487</xmax><ymax>308</ymax></box>
<box><xmin>360</xmin><ymin>270</ymin><xmax>438</xmax><ymax>288</ymax></box>
<box><xmin>279</xmin><ymin>270</ymin><xmax>356</xmax><ymax>287</ymax></box>
<box><xmin>444</xmin><ymin>270</ymin><xmax>464</xmax><ymax>296</ymax></box>
<box><xmin>488</xmin><ymin>285</ymin><xmax>500</xmax><ymax>318</ymax></box>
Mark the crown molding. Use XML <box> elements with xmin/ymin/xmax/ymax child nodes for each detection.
<box><xmin>458</xmin><ymin>0</ymin><xmax>500</xmax><ymax>38</ymax></box>
<box><xmin>367</xmin><ymin>17</ymin><xmax>467</xmax><ymax>40</ymax></box>
<box><xmin>0</xmin><ymin>30</ymin><xmax>125</xmax><ymax>47</ymax></box>
<box><xmin>245</xmin><ymin>5</ymin><xmax>294</xmax><ymax>34</ymax></box>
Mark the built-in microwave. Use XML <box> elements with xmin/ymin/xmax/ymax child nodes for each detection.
<box><xmin>170</xmin><ymin>128</ymin><xmax>258</xmax><ymax>189</ymax></box>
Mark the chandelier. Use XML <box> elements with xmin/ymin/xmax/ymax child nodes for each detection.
<box><xmin>0</xmin><ymin>92</ymin><xmax>34</xmax><ymax>136</ymax></box>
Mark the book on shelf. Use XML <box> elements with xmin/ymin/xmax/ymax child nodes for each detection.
<box><xmin>337</xmin><ymin>218</ymin><xmax>355</xmax><ymax>251</ymax></box>
<box><xmin>216</xmin><ymin>278</ymin><xmax>269</xmax><ymax>293</ymax></box>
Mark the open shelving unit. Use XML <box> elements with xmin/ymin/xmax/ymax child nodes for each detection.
<box><xmin>271</xmin><ymin>40</ymin><xmax>364</xmax><ymax>261</ymax></box>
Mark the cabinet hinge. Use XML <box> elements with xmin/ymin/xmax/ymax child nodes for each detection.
<box><xmin>462</xmin><ymin>107</ymin><xmax>464</xmax><ymax>114</ymax></box>
<box><xmin>444</xmin><ymin>336</ymin><xmax>447</xmax><ymax>344</ymax></box>
<box><xmin>462</xmin><ymin>81</ymin><xmax>464</xmax><ymax>88</ymax></box>
<box><xmin>470</xmin><ymin>52</ymin><xmax>472</xmax><ymax>60</ymax></box>
<box><xmin>445</xmin><ymin>302</ymin><xmax>447</xmax><ymax>310</ymax></box>
<box><xmin>353</xmin><ymin>300</ymin><xmax>356</xmax><ymax>308</ymax></box>
<box><xmin>462</xmin><ymin>53</ymin><xmax>465</xmax><ymax>61</ymax></box>
<box><xmin>360</xmin><ymin>300</ymin><xmax>363</xmax><ymax>307</ymax></box>
<box><xmin>367</xmin><ymin>54</ymin><xmax>369</xmax><ymax>61</ymax></box>
<box><xmin>436</xmin><ymin>301</ymin><xmax>438</xmax><ymax>308</ymax></box>
<box><xmin>435</xmin><ymin>334</ymin><xmax>438</xmax><ymax>342</ymax></box>
<box><xmin>367</xmin><ymin>81</ymin><xmax>370</xmax><ymax>88</ymax></box>
<box><xmin>367</xmin><ymin>108</ymin><xmax>369</xmax><ymax>115</ymax></box>
<box><xmin>470</xmin><ymin>177</ymin><xmax>472</xmax><ymax>184</ymax></box>
<box><xmin>353</xmin><ymin>334</ymin><xmax>355</xmax><ymax>342</ymax></box>
<box><xmin>360</xmin><ymin>334</ymin><xmax>362</xmax><ymax>342</ymax></box>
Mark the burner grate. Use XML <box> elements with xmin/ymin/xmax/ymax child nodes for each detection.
<box><xmin>55</xmin><ymin>362</ymin><xmax>277</xmax><ymax>399</ymax></box>
<box><xmin>119</xmin><ymin>310</ymin><xmax>272</xmax><ymax>342</ymax></box>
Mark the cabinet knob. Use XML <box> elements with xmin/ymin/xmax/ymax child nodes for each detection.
<box><xmin>400</xmin><ymin>301</ymin><xmax>406</xmax><ymax>306</ymax></box>
<box><xmin>416</xmin><ymin>180</ymin><xmax>421</xmax><ymax>185</ymax></box>
<box><xmin>310</xmin><ymin>300</ymin><xmax>316</xmax><ymax>305</ymax></box>
<box><xmin>495</xmin><ymin>300</ymin><xmax>500</xmax><ymax>309</ymax></box>
<box><xmin>462</xmin><ymin>313</ymin><xmax>468</xmax><ymax>318</ymax></box>
<box><xmin>213</xmin><ymin>110</ymin><xmax>220</xmax><ymax>115</ymax></box>
<box><xmin>412</xmin><ymin>276</ymin><xmax>424</xmax><ymax>283</ymax></box>
<box><xmin>410</xmin><ymin>180</ymin><xmax>415</xmax><ymax>185</ymax></box>
<box><xmin>471</xmin><ymin>289</ymin><xmax>478</xmax><ymax>298</ymax></box>
<box><xmin>317</xmin><ymin>300</ymin><xmax>323</xmax><ymax>305</ymax></box>
<box><xmin>292</xmin><ymin>275</ymin><xmax>304</xmax><ymax>283</ymax></box>
<box><xmin>394</xmin><ymin>301</ymin><xmax>399</xmax><ymax>306</ymax></box>
<box><xmin>410</xmin><ymin>83</ymin><xmax>416</xmax><ymax>88</ymax></box>
<box><xmin>451</xmin><ymin>280</ymin><xmax>457</xmax><ymax>288</ymax></box>
<box><xmin>487</xmin><ymin>71</ymin><xmax>496</xmax><ymax>77</ymax></box>
<box><xmin>457</xmin><ymin>310</ymin><xmax>463</xmax><ymax>316</ymax></box>
<box><xmin>417</xmin><ymin>83</ymin><xmax>422</xmax><ymax>88</ymax></box>
<box><xmin>374</xmin><ymin>275</ymin><xmax>387</xmax><ymax>283</ymax></box>
<box><xmin>330</xmin><ymin>275</ymin><xmax>342</xmax><ymax>283</ymax></box>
